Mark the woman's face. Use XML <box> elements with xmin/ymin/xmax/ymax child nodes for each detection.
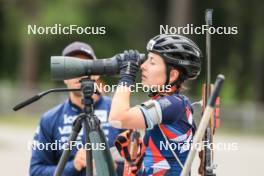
<box><xmin>140</xmin><ymin>52</ymin><xmax>167</xmax><ymax>87</ymax></box>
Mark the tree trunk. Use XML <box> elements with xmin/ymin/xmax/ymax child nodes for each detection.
<box><xmin>167</xmin><ymin>0</ymin><xmax>193</xmax><ymax>26</ymax></box>
<box><xmin>18</xmin><ymin>0</ymin><xmax>39</xmax><ymax>90</ymax></box>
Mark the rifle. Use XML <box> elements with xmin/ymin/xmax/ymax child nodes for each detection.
<box><xmin>181</xmin><ymin>9</ymin><xmax>223</xmax><ymax>176</ymax></box>
<box><xmin>198</xmin><ymin>9</ymin><xmax>221</xmax><ymax>176</ymax></box>
<box><xmin>181</xmin><ymin>74</ymin><xmax>224</xmax><ymax>176</ymax></box>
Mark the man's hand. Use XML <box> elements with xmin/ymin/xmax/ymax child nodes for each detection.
<box><xmin>73</xmin><ymin>149</ymin><xmax>86</xmax><ymax>171</ymax></box>
<box><xmin>118</xmin><ymin>50</ymin><xmax>140</xmax><ymax>86</ymax></box>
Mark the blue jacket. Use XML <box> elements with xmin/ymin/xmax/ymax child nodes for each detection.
<box><xmin>30</xmin><ymin>96</ymin><xmax>122</xmax><ymax>176</ymax></box>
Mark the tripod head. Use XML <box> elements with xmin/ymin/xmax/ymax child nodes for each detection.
<box><xmin>80</xmin><ymin>78</ymin><xmax>96</xmax><ymax>114</ymax></box>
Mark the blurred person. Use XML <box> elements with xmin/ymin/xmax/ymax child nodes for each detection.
<box><xmin>29</xmin><ymin>41</ymin><xmax>124</xmax><ymax>176</ymax></box>
<box><xmin>109</xmin><ymin>34</ymin><xmax>202</xmax><ymax>175</ymax></box>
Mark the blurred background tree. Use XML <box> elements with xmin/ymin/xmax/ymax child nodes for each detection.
<box><xmin>0</xmin><ymin>0</ymin><xmax>264</xmax><ymax>111</ymax></box>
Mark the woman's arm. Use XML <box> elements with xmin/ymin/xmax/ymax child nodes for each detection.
<box><xmin>109</xmin><ymin>85</ymin><xmax>146</xmax><ymax>129</ymax></box>
<box><xmin>109</xmin><ymin>50</ymin><xmax>146</xmax><ymax>129</ymax></box>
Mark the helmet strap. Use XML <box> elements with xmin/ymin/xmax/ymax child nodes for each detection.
<box><xmin>148</xmin><ymin>65</ymin><xmax>180</xmax><ymax>98</ymax></box>
<box><xmin>165</xmin><ymin>65</ymin><xmax>172</xmax><ymax>85</ymax></box>
<box><xmin>169</xmin><ymin>65</ymin><xmax>187</xmax><ymax>89</ymax></box>
<box><xmin>148</xmin><ymin>85</ymin><xmax>178</xmax><ymax>98</ymax></box>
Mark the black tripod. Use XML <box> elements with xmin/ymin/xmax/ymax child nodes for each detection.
<box><xmin>54</xmin><ymin>78</ymin><xmax>116</xmax><ymax>176</ymax></box>
<box><xmin>13</xmin><ymin>78</ymin><xmax>117</xmax><ymax>176</ymax></box>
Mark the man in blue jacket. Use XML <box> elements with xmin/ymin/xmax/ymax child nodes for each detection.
<box><xmin>29</xmin><ymin>41</ymin><xmax>123</xmax><ymax>176</ymax></box>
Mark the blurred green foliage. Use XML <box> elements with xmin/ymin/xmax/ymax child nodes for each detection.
<box><xmin>0</xmin><ymin>0</ymin><xmax>264</xmax><ymax>103</ymax></box>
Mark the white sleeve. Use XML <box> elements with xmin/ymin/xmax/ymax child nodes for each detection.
<box><xmin>138</xmin><ymin>100</ymin><xmax>162</xmax><ymax>130</ymax></box>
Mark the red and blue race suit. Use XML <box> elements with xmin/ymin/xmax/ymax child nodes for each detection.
<box><xmin>141</xmin><ymin>93</ymin><xmax>196</xmax><ymax>176</ymax></box>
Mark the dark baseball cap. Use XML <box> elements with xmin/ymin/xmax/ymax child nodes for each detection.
<box><xmin>62</xmin><ymin>41</ymin><xmax>96</xmax><ymax>59</ymax></box>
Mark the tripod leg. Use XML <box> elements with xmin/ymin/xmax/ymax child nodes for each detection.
<box><xmin>98</xmin><ymin>127</ymin><xmax>117</xmax><ymax>175</ymax></box>
<box><xmin>83</xmin><ymin>118</ymin><xmax>93</xmax><ymax>176</ymax></box>
<box><xmin>89</xmin><ymin>130</ymin><xmax>111</xmax><ymax>176</ymax></box>
<box><xmin>54</xmin><ymin>117</ymin><xmax>83</xmax><ymax>176</ymax></box>
<box><xmin>87</xmin><ymin>122</ymin><xmax>117</xmax><ymax>176</ymax></box>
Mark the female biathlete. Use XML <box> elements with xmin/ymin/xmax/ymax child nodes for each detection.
<box><xmin>109</xmin><ymin>34</ymin><xmax>202</xmax><ymax>176</ymax></box>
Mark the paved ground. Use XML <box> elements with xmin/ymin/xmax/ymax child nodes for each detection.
<box><xmin>0</xmin><ymin>125</ymin><xmax>263</xmax><ymax>175</ymax></box>
<box><xmin>0</xmin><ymin>125</ymin><xmax>34</xmax><ymax>176</ymax></box>
<box><xmin>191</xmin><ymin>134</ymin><xmax>264</xmax><ymax>175</ymax></box>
